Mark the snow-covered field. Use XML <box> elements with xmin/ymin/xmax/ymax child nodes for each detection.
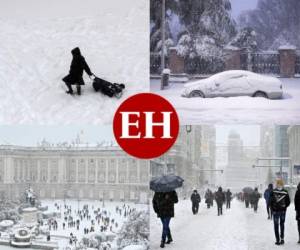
<box><xmin>41</xmin><ymin>199</ymin><xmax>148</xmax><ymax>249</ymax></box>
<box><xmin>150</xmin><ymin>199</ymin><xmax>299</xmax><ymax>250</ymax></box>
<box><xmin>151</xmin><ymin>78</ymin><xmax>300</xmax><ymax>124</ymax></box>
<box><xmin>0</xmin><ymin>0</ymin><xmax>149</xmax><ymax>124</ymax></box>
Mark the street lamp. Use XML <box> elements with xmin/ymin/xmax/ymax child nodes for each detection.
<box><xmin>186</xmin><ymin>125</ymin><xmax>192</xmax><ymax>134</ymax></box>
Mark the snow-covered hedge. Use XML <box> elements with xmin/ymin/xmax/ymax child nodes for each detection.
<box><xmin>116</xmin><ymin>211</ymin><xmax>149</xmax><ymax>250</ymax></box>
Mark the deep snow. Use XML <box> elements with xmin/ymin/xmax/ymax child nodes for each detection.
<box><xmin>151</xmin><ymin>78</ymin><xmax>300</xmax><ymax>124</ymax></box>
<box><xmin>0</xmin><ymin>0</ymin><xmax>149</xmax><ymax>124</ymax></box>
<box><xmin>41</xmin><ymin>199</ymin><xmax>148</xmax><ymax>249</ymax></box>
<box><xmin>150</xmin><ymin>199</ymin><xmax>299</xmax><ymax>250</ymax></box>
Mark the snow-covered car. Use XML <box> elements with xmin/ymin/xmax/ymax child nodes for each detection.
<box><xmin>181</xmin><ymin>70</ymin><xmax>283</xmax><ymax>99</ymax></box>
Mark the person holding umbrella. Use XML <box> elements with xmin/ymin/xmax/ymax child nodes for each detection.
<box><xmin>150</xmin><ymin>175</ymin><xmax>183</xmax><ymax>248</ymax></box>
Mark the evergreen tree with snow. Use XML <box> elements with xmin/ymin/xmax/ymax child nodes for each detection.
<box><xmin>150</xmin><ymin>0</ymin><xmax>177</xmax><ymax>54</ymax></box>
<box><xmin>238</xmin><ymin>0</ymin><xmax>300</xmax><ymax>50</ymax></box>
<box><xmin>228</xmin><ymin>27</ymin><xmax>257</xmax><ymax>51</ymax></box>
<box><xmin>176</xmin><ymin>0</ymin><xmax>236</xmax><ymax>59</ymax></box>
<box><xmin>116</xmin><ymin>211</ymin><xmax>149</xmax><ymax>250</ymax></box>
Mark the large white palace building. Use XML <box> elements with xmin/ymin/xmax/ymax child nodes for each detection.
<box><xmin>0</xmin><ymin>145</ymin><xmax>150</xmax><ymax>203</ymax></box>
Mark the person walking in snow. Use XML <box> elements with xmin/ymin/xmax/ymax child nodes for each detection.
<box><xmin>294</xmin><ymin>182</ymin><xmax>300</xmax><ymax>244</ymax></box>
<box><xmin>270</xmin><ymin>179</ymin><xmax>290</xmax><ymax>245</ymax></box>
<box><xmin>190</xmin><ymin>189</ymin><xmax>201</xmax><ymax>214</ymax></box>
<box><xmin>225</xmin><ymin>189</ymin><xmax>232</xmax><ymax>209</ymax></box>
<box><xmin>215</xmin><ymin>187</ymin><xmax>225</xmax><ymax>216</ymax></box>
<box><xmin>153</xmin><ymin>190</ymin><xmax>178</xmax><ymax>248</ymax></box>
<box><xmin>244</xmin><ymin>192</ymin><xmax>250</xmax><ymax>208</ymax></box>
<box><xmin>205</xmin><ymin>189</ymin><xmax>213</xmax><ymax>209</ymax></box>
<box><xmin>264</xmin><ymin>183</ymin><xmax>273</xmax><ymax>219</ymax></box>
<box><xmin>251</xmin><ymin>187</ymin><xmax>261</xmax><ymax>212</ymax></box>
<box><xmin>62</xmin><ymin>47</ymin><xmax>93</xmax><ymax>95</ymax></box>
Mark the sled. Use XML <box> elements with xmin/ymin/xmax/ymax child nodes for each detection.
<box><xmin>92</xmin><ymin>76</ymin><xmax>125</xmax><ymax>99</ymax></box>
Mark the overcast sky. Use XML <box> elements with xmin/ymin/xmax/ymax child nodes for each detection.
<box><xmin>216</xmin><ymin>125</ymin><xmax>260</xmax><ymax>146</ymax></box>
<box><xmin>230</xmin><ymin>0</ymin><xmax>258</xmax><ymax>20</ymax></box>
<box><xmin>0</xmin><ymin>125</ymin><xmax>114</xmax><ymax>146</ymax></box>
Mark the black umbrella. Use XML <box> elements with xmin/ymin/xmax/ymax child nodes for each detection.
<box><xmin>243</xmin><ymin>187</ymin><xmax>254</xmax><ymax>193</ymax></box>
<box><xmin>150</xmin><ymin>175</ymin><xmax>184</xmax><ymax>192</ymax></box>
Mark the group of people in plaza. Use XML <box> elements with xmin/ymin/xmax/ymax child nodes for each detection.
<box><xmin>153</xmin><ymin>179</ymin><xmax>300</xmax><ymax>248</ymax></box>
<box><xmin>37</xmin><ymin>202</ymin><xmax>134</xmax><ymax>247</ymax></box>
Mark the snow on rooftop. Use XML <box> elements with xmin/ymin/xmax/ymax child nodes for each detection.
<box><xmin>278</xmin><ymin>44</ymin><xmax>297</xmax><ymax>50</ymax></box>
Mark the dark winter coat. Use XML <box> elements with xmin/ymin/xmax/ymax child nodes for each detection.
<box><xmin>215</xmin><ymin>190</ymin><xmax>225</xmax><ymax>205</ymax></box>
<box><xmin>250</xmin><ymin>191</ymin><xmax>260</xmax><ymax>204</ymax></box>
<box><xmin>191</xmin><ymin>192</ymin><xmax>201</xmax><ymax>204</ymax></box>
<box><xmin>225</xmin><ymin>191</ymin><xmax>232</xmax><ymax>201</ymax></box>
<box><xmin>63</xmin><ymin>47</ymin><xmax>92</xmax><ymax>85</ymax></box>
<box><xmin>270</xmin><ymin>188</ymin><xmax>290</xmax><ymax>212</ymax></box>
<box><xmin>152</xmin><ymin>191</ymin><xmax>178</xmax><ymax>218</ymax></box>
<box><xmin>294</xmin><ymin>188</ymin><xmax>300</xmax><ymax>211</ymax></box>
<box><xmin>205</xmin><ymin>190</ymin><xmax>213</xmax><ymax>203</ymax></box>
<box><xmin>264</xmin><ymin>188</ymin><xmax>272</xmax><ymax>205</ymax></box>
<box><xmin>294</xmin><ymin>187</ymin><xmax>300</xmax><ymax>220</ymax></box>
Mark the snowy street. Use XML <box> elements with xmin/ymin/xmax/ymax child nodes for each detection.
<box><xmin>150</xmin><ymin>199</ymin><xmax>299</xmax><ymax>250</ymax></box>
<box><xmin>0</xmin><ymin>0</ymin><xmax>148</xmax><ymax>124</ymax></box>
<box><xmin>151</xmin><ymin>78</ymin><xmax>300</xmax><ymax>124</ymax></box>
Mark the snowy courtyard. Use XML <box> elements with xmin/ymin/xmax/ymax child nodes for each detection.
<box><xmin>41</xmin><ymin>199</ymin><xmax>148</xmax><ymax>249</ymax></box>
<box><xmin>150</xmin><ymin>198</ymin><xmax>299</xmax><ymax>250</ymax></box>
<box><xmin>0</xmin><ymin>199</ymin><xmax>149</xmax><ymax>250</ymax></box>
<box><xmin>151</xmin><ymin>78</ymin><xmax>300</xmax><ymax>124</ymax></box>
<box><xmin>0</xmin><ymin>0</ymin><xmax>148</xmax><ymax>124</ymax></box>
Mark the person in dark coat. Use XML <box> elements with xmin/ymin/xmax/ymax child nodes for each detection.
<box><xmin>294</xmin><ymin>182</ymin><xmax>300</xmax><ymax>243</ymax></box>
<box><xmin>270</xmin><ymin>179</ymin><xmax>290</xmax><ymax>245</ymax></box>
<box><xmin>153</xmin><ymin>190</ymin><xmax>178</xmax><ymax>248</ymax></box>
<box><xmin>264</xmin><ymin>183</ymin><xmax>273</xmax><ymax>219</ymax></box>
<box><xmin>244</xmin><ymin>192</ymin><xmax>250</xmax><ymax>208</ymax></box>
<box><xmin>190</xmin><ymin>189</ymin><xmax>201</xmax><ymax>214</ymax></box>
<box><xmin>205</xmin><ymin>189</ymin><xmax>213</xmax><ymax>209</ymax></box>
<box><xmin>63</xmin><ymin>47</ymin><xmax>93</xmax><ymax>95</ymax></box>
<box><xmin>251</xmin><ymin>187</ymin><xmax>260</xmax><ymax>212</ymax></box>
<box><xmin>215</xmin><ymin>187</ymin><xmax>225</xmax><ymax>216</ymax></box>
<box><xmin>225</xmin><ymin>189</ymin><xmax>232</xmax><ymax>209</ymax></box>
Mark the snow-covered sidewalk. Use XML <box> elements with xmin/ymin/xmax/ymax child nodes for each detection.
<box><xmin>150</xmin><ymin>199</ymin><xmax>299</xmax><ymax>250</ymax></box>
<box><xmin>151</xmin><ymin>78</ymin><xmax>300</xmax><ymax>124</ymax></box>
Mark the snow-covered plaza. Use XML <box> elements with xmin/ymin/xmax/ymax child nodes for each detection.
<box><xmin>43</xmin><ymin>199</ymin><xmax>148</xmax><ymax>249</ymax></box>
<box><xmin>150</xmin><ymin>199</ymin><xmax>299</xmax><ymax>250</ymax></box>
<box><xmin>151</xmin><ymin>77</ymin><xmax>300</xmax><ymax>125</ymax></box>
<box><xmin>0</xmin><ymin>199</ymin><xmax>149</xmax><ymax>250</ymax></box>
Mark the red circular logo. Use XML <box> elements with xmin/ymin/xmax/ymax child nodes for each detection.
<box><xmin>113</xmin><ymin>93</ymin><xmax>179</xmax><ymax>159</ymax></box>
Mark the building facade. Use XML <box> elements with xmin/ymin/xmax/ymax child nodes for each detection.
<box><xmin>225</xmin><ymin>131</ymin><xmax>259</xmax><ymax>192</ymax></box>
<box><xmin>0</xmin><ymin>145</ymin><xmax>150</xmax><ymax>203</ymax></box>
<box><xmin>150</xmin><ymin>125</ymin><xmax>216</xmax><ymax>196</ymax></box>
<box><xmin>288</xmin><ymin>126</ymin><xmax>300</xmax><ymax>184</ymax></box>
